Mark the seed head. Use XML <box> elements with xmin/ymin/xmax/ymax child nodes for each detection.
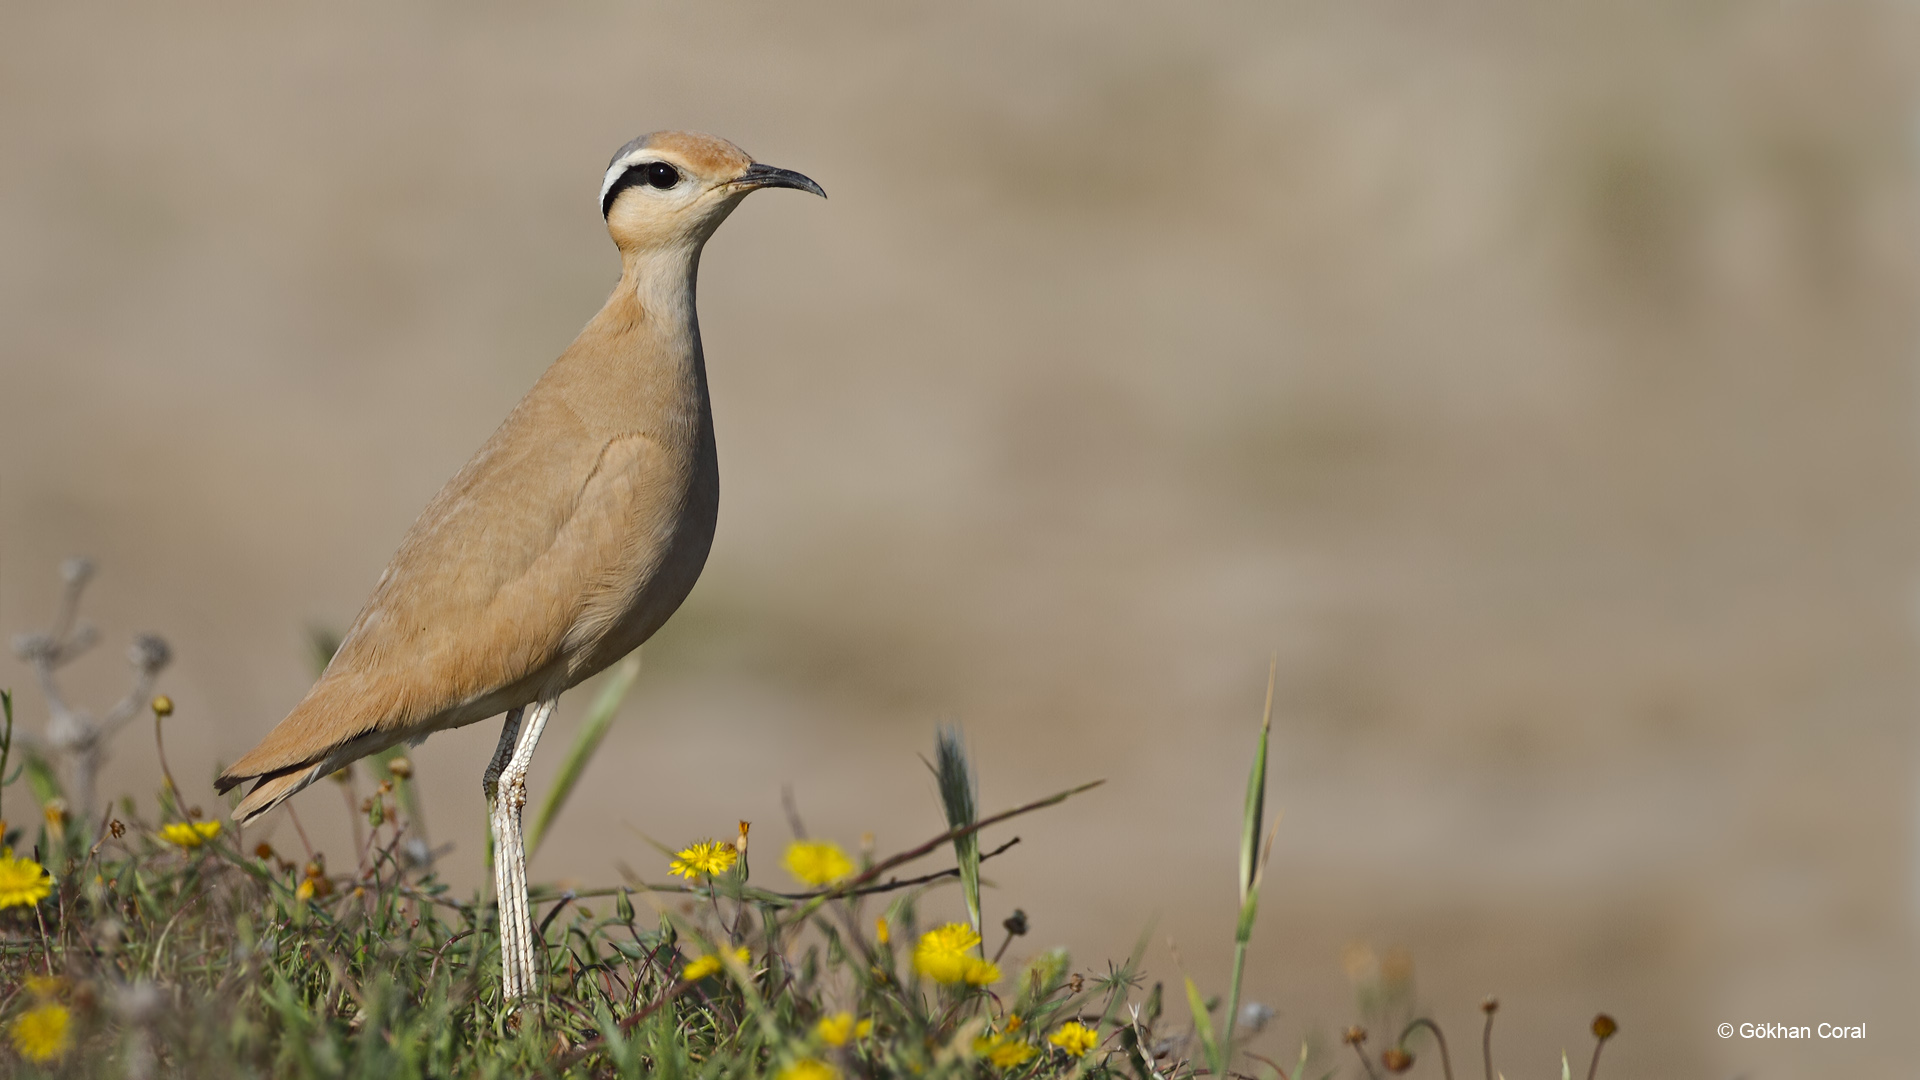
<box><xmin>1343</xmin><ymin>1026</ymin><xmax>1367</xmax><ymax>1046</ymax></box>
<box><xmin>1381</xmin><ymin>1049</ymin><xmax>1413</xmax><ymax>1073</ymax></box>
<box><xmin>1591</xmin><ymin>1014</ymin><xmax>1617</xmax><ymax>1040</ymax></box>
<box><xmin>129</xmin><ymin>635</ymin><xmax>171</xmax><ymax>675</ymax></box>
<box><xmin>386</xmin><ymin>757</ymin><xmax>412</xmax><ymax>779</ymax></box>
<box><xmin>254</xmin><ymin>843</ymin><xmax>274</xmax><ymax>860</ymax></box>
<box><xmin>108</xmin><ymin>820</ymin><xmax>126</xmax><ymax>839</ymax></box>
<box><xmin>1003</xmin><ymin>909</ymin><xmax>1029</xmax><ymax>936</ymax></box>
<box><xmin>1481</xmin><ymin>996</ymin><xmax>1499</xmax><ymax>1015</ymax></box>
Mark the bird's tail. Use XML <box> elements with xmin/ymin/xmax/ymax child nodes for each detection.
<box><xmin>229</xmin><ymin>764</ymin><xmax>327</xmax><ymax>826</ymax></box>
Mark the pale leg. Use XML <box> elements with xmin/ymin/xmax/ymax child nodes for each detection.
<box><xmin>485</xmin><ymin>699</ymin><xmax>557</xmax><ymax>1003</ymax></box>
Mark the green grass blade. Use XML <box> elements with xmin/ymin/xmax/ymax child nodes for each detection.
<box><xmin>528</xmin><ymin>655</ymin><xmax>641</xmax><ymax>859</ymax></box>
<box><xmin>931</xmin><ymin>725</ymin><xmax>982</xmax><ymax>941</ymax></box>
<box><xmin>1239</xmin><ymin>657</ymin><xmax>1275</xmax><ymax>904</ymax></box>
<box><xmin>0</xmin><ymin>688</ymin><xmax>12</xmax><ymax>823</ymax></box>
<box><xmin>1185</xmin><ymin>976</ymin><xmax>1221</xmax><ymax>1074</ymax></box>
<box><xmin>1223</xmin><ymin>660</ymin><xmax>1277</xmax><ymax>1078</ymax></box>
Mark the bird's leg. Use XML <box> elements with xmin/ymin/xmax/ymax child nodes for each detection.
<box><xmin>482</xmin><ymin>707</ymin><xmax>525</xmax><ymax>806</ymax></box>
<box><xmin>488</xmin><ymin>698</ymin><xmax>556</xmax><ymax>1004</ymax></box>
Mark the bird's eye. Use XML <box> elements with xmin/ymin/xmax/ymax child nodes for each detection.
<box><xmin>647</xmin><ymin>162</ymin><xmax>680</xmax><ymax>189</ymax></box>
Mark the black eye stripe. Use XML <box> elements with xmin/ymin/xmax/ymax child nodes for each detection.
<box><xmin>600</xmin><ymin>161</ymin><xmax>681</xmax><ymax>217</ymax></box>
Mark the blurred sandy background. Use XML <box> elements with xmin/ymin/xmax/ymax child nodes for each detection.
<box><xmin>4</xmin><ymin>1</ymin><xmax>1919</xmax><ymax>1074</ymax></box>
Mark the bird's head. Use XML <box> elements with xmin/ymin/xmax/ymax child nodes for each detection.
<box><xmin>599</xmin><ymin>131</ymin><xmax>824</xmax><ymax>255</ymax></box>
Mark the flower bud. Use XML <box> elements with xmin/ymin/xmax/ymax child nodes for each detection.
<box><xmin>1592</xmin><ymin>1014</ymin><xmax>1617</xmax><ymax>1040</ymax></box>
<box><xmin>150</xmin><ymin>696</ymin><xmax>174</xmax><ymax>719</ymax></box>
<box><xmin>1381</xmin><ymin>1048</ymin><xmax>1413</xmax><ymax>1073</ymax></box>
<box><xmin>386</xmin><ymin>757</ymin><xmax>412</xmax><ymax>779</ymax></box>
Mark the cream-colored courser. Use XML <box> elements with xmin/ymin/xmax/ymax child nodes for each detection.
<box><xmin>216</xmin><ymin>131</ymin><xmax>823</xmax><ymax>1001</ymax></box>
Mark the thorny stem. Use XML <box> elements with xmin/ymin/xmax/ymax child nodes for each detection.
<box><xmin>153</xmin><ymin>710</ymin><xmax>183</xmax><ymax>818</ymax></box>
<box><xmin>1585</xmin><ymin>1035</ymin><xmax>1609</xmax><ymax>1080</ymax></box>
<box><xmin>1399</xmin><ymin>1018</ymin><xmax>1455</xmax><ymax>1080</ymax></box>
<box><xmin>339</xmin><ymin>770</ymin><xmax>366</xmax><ymax>860</ymax></box>
<box><xmin>286</xmin><ymin>807</ymin><xmax>317</xmax><ymax>862</ymax></box>
<box><xmin>33</xmin><ymin>900</ymin><xmax>54</xmax><ymax>977</ymax></box>
<box><xmin>1482</xmin><ymin>1003</ymin><xmax>1497</xmax><ymax>1080</ymax></box>
<box><xmin>1346</xmin><ymin>1036</ymin><xmax>1381</xmax><ymax>1080</ymax></box>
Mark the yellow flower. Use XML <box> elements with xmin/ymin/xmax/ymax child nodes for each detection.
<box><xmin>159</xmin><ymin>821</ymin><xmax>221</xmax><ymax>849</ymax></box>
<box><xmin>669</xmin><ymin>839</ymin><xmax>738</xmax><ymax>880</ymax></box>
<box><xmin>816</xmin><ymin>1012</ymin><xmax>855</xmax><ymax>1046</ymax></box>
<box><xmin>0</xmin><ymin>850</ymin><xmax>52</xmax><ymax>909</ymax></box>
<box><xmin>1049</xmin><ymin>1021</ymin><xmax>1099</xmax><ymax>1056</ymax></box>
<box><xmin>22</xmin><ymin>976</ymin><xmax>64</xmax><ymax>1001</ymax></box>
<box><xmin>973</xmin><ymin>1035</ymin><xmax>1037</xmax><ymax>1068</ymax></box>
<box><xmin>783</xmin><ymin>840</ymin><xmax>854</xmax><ymax>886</ymax></box>
<box><xmin>874</xmin><ymin>916</ymin><xmax>890</xmax><ymax>944</ymax></box>
<box><xmin>856</xmin><ymin>1018</ymin><xmax>873</xmax><ymax>1039</ymax></box>
<box><xmin>683</xmin><ymin>945</ymin><xmax>750</xmax><ymax>981</ymax></box>
<box><xmin>295</xmin><ymin>879</ymin><xmax>316</xmax><ymax>902</ymax></box>
<box><xmin>914</xmin><ymin>923</ymin><xmax>1000</xmax><ymax>985</ymax></box>
<box><xmin>9</xmin><ymin>1002</ymin><xmax>70</xmax><ymax>1064</ymax></box>
<box><xmin>777</xmin><ymin>1059</ymin><xmax>836</xmax><ymax>1080</ymax></box>
<box><xmin>963</xmin><ymin>958</ymin><xmax>1001</xmax><ymax>986</ymax></box>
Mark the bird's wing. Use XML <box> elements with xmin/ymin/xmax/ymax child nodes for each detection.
<box><xmin>220</xmin><ymin>392</ymin><xmax>669</xmax><ymax>788</ymax></box>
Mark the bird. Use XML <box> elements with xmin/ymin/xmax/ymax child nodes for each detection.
<box><xmin>214</xmin><ymin>131</ymin><xmax>824</xmax><ymax>1002</ymax></box>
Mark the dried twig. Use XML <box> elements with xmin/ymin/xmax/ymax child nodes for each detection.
<box><xmin>10</xmin><ymin>558</ymin><xmax>171</xmax><ymax>826</ymax></box>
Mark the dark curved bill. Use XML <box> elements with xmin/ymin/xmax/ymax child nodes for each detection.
<box><xmin>732</xmin><ymin>162</ymin><xmax>826</xmax><ymax>198</ymax></box>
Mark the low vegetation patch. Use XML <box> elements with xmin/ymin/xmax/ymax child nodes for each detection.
<box><xmin>0</xmin><ymin>566</ymin><xmax>1617</xmax><ymax>1078</ymax></box>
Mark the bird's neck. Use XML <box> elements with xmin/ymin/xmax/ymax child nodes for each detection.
<box><xmin>556</xmin><ymin>243</ymin><xmax>712</xmax><ymax>437</ymax></box>
<box><xmin>617</xmin><ymin>243</ymin><xmax>703</xmax><ymax>336</ymax></box>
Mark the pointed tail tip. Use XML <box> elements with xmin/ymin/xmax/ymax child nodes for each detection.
<box><xmin>231</xmin><ymin>766</ymin><xmax>322</xmax><ymax>825</ymax></box>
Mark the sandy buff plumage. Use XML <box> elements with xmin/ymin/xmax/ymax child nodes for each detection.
<box><xmin>215</xmin><ymin>130</ymin><xmax>823</xmax><ymax>825</ymax></box>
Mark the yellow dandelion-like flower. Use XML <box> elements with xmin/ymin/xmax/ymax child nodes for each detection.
<box><xmin>913</xmin><ymin>922</ymin><xmax>984</xmax><ymax>984</ymax></box>
<box><xmin>9</xmin><ymin>1002</ymin><xmax>71</xmax><ymax>1064</ymax></box>
<box><xmin>682</xmin><ymin>945</ymin><xmax>751</xmax><ymax>981</ymax></box>
<box><xmin>0</xmin><ymin>850</ymin><xmax>52</xmax><ymax>910</ymax></box>
<box><xmin>159</xmin><ymin>821</ymin><xmax>221</xmax><ymax>849</ymax></box>
<box><xmin>874</xmin><ymin>916</ymin><xmax>890</xmax><ymax>944</ymax></box>
<box><xmin>973</xmin><ymin>1035</ymin><xmax>1038</xmax><ymax>1068</ymax></box>
<box><xmin>855</xmin><ymin>1018</ymin><xmax>873</xmax><ymax>1039</ymax></box>
<box><xmin>783</xmin><ymin>840</ymin><xmax>854</xmax><ymax>886</ymax></box>
<box><xmin>816</xmin><ymin>1012</ymin><xmax>855</xmax><ymax>1047</ymax></box>
<box><xmin>963</xmin><ymin>958</ymin><xmax>1001</xmax><ymax>986</ymax></box>
<box><xmin>1049</xmin><ymin>1021</ymin><xmax>1099</xmax><ymax>1056</ymax></box>
<box><xmin>669</xmin><ymin>839</ymin><xmax>739</xmax><ymax>880</ymax></box>
<box><xmin>22</xmin><ymin>976</ymin><xmax>64</xmax><ymax>1001</ymax></box>
<box><xmin>294</xmin><ymin>878</ymin><xmax>316</xmax><ymax>902</ymax></box>
<box><xmin>777</xmin><ymin>1059</ymin><xmax>837</xmax><ymax>1080</ymax></box>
